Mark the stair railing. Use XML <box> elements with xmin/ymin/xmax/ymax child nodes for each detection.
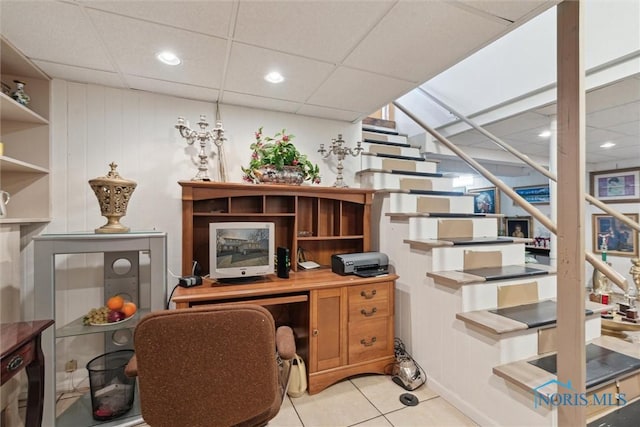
<box><xmin>393</xmin><ymin>100</ymin><xmax>630</xmax><ymax>291</ymax></box>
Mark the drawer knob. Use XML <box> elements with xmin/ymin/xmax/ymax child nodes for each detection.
<box><xmin>7</xmin><ymin>355</ymin><xmax>24</xmax><ymax>372</ymax></box>
<box><xmin>360</xmin><ymin>307</ymin><xmax>378</xmax><ymax>317</ymax></box>
<box><xmin>360</xmin><ymin>337</ymin><xmax>377</xmax><ymax>347</ymax></box>
<box><xmin>312</xmin><ymin>329</ymin><xmax>319</xmax><ymax>337</ymax></box>
<box><xmin>360</xmin><ymin>289</ymin><xmax>377</xmax><ymax>299</ymax></box>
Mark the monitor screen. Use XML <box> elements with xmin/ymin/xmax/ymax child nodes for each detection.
<box><xmin>209</xmin><ymin>222</ymin><xmax>275</xmax><ymax>281</ymax></box>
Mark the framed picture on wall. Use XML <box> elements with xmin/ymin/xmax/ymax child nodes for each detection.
<box><xmin>514</xmin><ymin>185</ymin><xmax>550</xmax><ymax>205</ymax></box>
<box><xmin>592</xmin><ymin>213</ymin><xmax>639</xmax><ymax>257</ymax></box>
<box><xmin>505</xmin><ymin>217</ymin><xmax>533</xmax><ymax>239</ymax></box>
<box><xmin>590</xmin><ymin>167</ymin><xmax>640</xmax><ymax>203</ymax></box>
<box><xmin>468</xmin><ymin>187</ymin><xmax>500</xmax><ymax>214</ymax></box>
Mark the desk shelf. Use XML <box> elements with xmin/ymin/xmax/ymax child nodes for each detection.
<box><xmin>181</xmin><ymin>182</ymin><xmax>374</xmax><ymax>275</ymax></box>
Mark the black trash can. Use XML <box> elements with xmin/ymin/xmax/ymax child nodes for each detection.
<box><xmin>86</xmin><ymin>350</ymin><xmax>136</xmax><ymax>421</ymax></box>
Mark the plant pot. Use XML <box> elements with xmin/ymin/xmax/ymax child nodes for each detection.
<box><xmin>254</xmin><ymin>165</ymin><xmax>304</xmax><ymax>185</ymax></box>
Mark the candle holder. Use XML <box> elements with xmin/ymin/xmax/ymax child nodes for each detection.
<box><xmin>175</xmin><ymin>114</ymin><xmax>227</xmax><ymax>181</ymax></box>
<box><xmin>318</xmin><ymin>134</ymin><xmax>363</xmax><ymax>188</ymax></box>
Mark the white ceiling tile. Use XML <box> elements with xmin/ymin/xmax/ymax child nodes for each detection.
<box><xmin>233</xmin><ymin>1</ymin><xmax>393</xmax><ymax>63</ymax></box>
<box><xmin>344</xmin><ymin>1</ymin><xmax>508</xmax><ymax>82</ymax></box>
<box><xmin>484</xmin><ymin>112</ymin><xmax>549</xmax><ymax>136</ymax></box>
<box><xmin>224</xmin><ymin>43</ymin><xmax>335</xmax><ymax>102</ymax></box>
<box><xmin>32</xmin><ymin>60</ymin><xmax>125</xmax><ymax>89</ymax></box>
<box><xmin>585</xmin><ymin>127</ymin><xmax>627</xmax><ymax>144</ymax></box>
<box><xmin>608</xmin><ymin>121</ymin><xmax>640</xmax><ymax>136</ymax></box>
<box><xmin>587</xmin><ymin>101</ymin><xmax>640</xmax><ymax>128</ymax></box>
<box><xmin>80</xmin><ymin>1</ymin><xmax>234</xmax><ymax>38</ymax></box>
<box><xmin>0</xmin><ymin>1</ymin><xmax>114</xmax><ymax>70</ymax></box>
<box><xmin>87</xmin><ymin>9</ymin><xmax>227</xmax><ymax>88</ymax></box>
<box><xmin>586</xmin><ymin>77</ymin><xmax>640</xmax><ymax>114</ymax></box>
<box><xmin>457</xmin><ymin>0</ymin><xmax>556</xmax><ymax>22</ymax></box>
<box><xmin>296</xmin><ymin>105</ymin><xmax>362</xmax><ymax>123</ymax></box>
<box><xmin>308</xmin><ymin>67</ymin><xmax>415</xmax><ymax>113</ymax></box>
<box><xmin>222</xmin><ymin>91</ymin><xmax>301</xmax><ymax>114</ymax></box>
<box><xmin>125</xmin><ymin>75</ymin><xmax>219</xmax><ymax>103</ymax></box>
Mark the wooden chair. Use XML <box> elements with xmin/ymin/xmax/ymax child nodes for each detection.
<box><xmin>125</xmin><ymin>304</ymin><xmax>296</xmax><ymax>427</ymax></box>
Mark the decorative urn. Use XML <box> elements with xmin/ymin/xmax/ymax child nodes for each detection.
<box><xmin>89</xmin><ymin>162</ymin><xmax>137</xmax><ymax>233</ymax></box>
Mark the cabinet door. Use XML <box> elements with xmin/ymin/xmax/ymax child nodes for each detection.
<box><xmin>310</xmin><ymin>288</ymin><xmax>346</xmax><ymax>372</ymax></box>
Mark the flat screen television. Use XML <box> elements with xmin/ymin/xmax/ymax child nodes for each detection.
<box><xmin>209</xmin><ymin>222</ymin><xmax>275</xmax><ymax>281</ymax></box>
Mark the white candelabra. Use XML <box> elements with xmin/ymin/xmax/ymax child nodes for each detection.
<box><xmin>175</xmin><ymin>114</ymin><xmax>228</xmax><ymax>182</ymax></box>
<box><xmin>318</xmin><ymin>134</ymin><xmax>363</xmax><ymax>188</ymax></box>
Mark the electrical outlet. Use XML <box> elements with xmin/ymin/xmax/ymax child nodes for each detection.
<box><xmin>65</xmin><ymin>359</ymin><xmax>77</xmax><ymax>373</ymax></box>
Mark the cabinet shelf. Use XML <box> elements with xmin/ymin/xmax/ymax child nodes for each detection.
<box><xmin>0</xmin><ymin>217</ymin><xmax>51</xmax><ymax>224</ymax></box>
<box><xmin>0</xmin><ymin>155</ymin><xmax>49</xmax><ymax>173</ymax></box>
<box><xmin>56</xmin><ymin>310</ymin><xmax>150</xmax><ymax>338</ymax></box>
<box><xmin>298</xmin><ymin>235</ymin><xmax>365</xmax><ymax>241</ymax></box>
<box><xmin>193</xmin><ymin>212</ymin><xmax>296</xmax><ymax>217</ymax></box>
<box><xmin>0</xmin><ymin>92</ymin><xmax>48</xmax><ymax>124</ymax></box>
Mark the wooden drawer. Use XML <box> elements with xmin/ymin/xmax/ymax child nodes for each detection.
<box><xmin>348</xmin><ymin>317</ymin><xmax>389</xmax><ymax>363</ymax></box>
<box><xmin>1</xmin><ymin>341</ymin><xmax>34</xmax><ymax>384</ymax></box>
<box><xmin>348</xmin><ymin>282</ymin><xmax>390</xmax><ymax>321</ymax></box>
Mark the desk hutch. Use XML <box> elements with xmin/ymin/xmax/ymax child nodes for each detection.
<box><xmin>178</xmin><ymin>182</ymin><xmax>396</xmax><ymax>394</ymax></box>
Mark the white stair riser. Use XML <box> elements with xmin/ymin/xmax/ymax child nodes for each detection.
<box><xmin>388</xmin><ymin>193</ymin><xmax>474</xmax><ymax>213</ymax></box>
<box><xmin>365</xmin><ymin>145</ymin><xmax>421</xmax><ymax>158</ymax></box>
<box><xmin>409</xmin><ymin>217</ymin><xmax>499</xmax><ymax>240</ymax></box>
<box><xmin>361</xmin><ymin>155</ymin><xmax>438</xmax><ymax>174</ymax></box>
<box><xmin>431</xmin><ymin>244</ymin><xmax>526</xmax><ymax>270</ymax></box>
<box><xmin>460</xmin><ymin>275</ymin><xmax>557</xmax><ymax>312</ymax></box>
<box><xmin>359</xmin><ymin>172</ymin><xmax>453</xmax><ymax>191</ymax></box>
<box><xmin>362</xmin><ymin>131</ymin><xmax>408</xmax><ymax>144</ymax></box>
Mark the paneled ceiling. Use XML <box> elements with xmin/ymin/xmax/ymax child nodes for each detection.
<box><xmin>442</xmin><ymin>74</ymin><xmax>640</xmax><ymax>166</ymax></box>
<box><xmin>0</xmin><ymin>0</ymin><xmax>557</xmax><ymax>123</ymax></box>
<box><xmin>2</xmin><ymin>1</ymin><xmax>634</xmax><ymax>167</ymax></box>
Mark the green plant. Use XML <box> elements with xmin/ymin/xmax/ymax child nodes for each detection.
<box><xmin>242</xmin><ymin>127</ymin><xmax>321</xmax><ymax>184</ymax></box>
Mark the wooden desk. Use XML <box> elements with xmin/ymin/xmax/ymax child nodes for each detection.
<box><xmin>1</xmin><ymin>320</ymin><xmax>54</xmax><ymax>427</ymax></box>
<box><xmin>173</xmin><ymin>268</ymin><xmax>398</xmax><ymax>394</ymax></box>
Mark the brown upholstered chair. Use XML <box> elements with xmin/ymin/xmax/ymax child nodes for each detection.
<box><xmin>125</xmin><ymin>304</ymin><xmax>296</xmax><ymax>427</ymax></box>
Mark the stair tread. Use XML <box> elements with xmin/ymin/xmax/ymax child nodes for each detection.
<box><xmin>376</xmin><ymin>189</ymin><xmax>469</xmax><ymax>197</ymax></box>
<box><xmin>405</xmin><ymin>237</ymin><xmax>531</xmax><ymax>249</ymax></box>
<box><xmin>493</xmin><ymin>336</ymin><xmax>637</xmax><ymax>397</ymax></box>
<box><xmin>386</xmin><ymin>212</ymin><xmax>504</xmax><ymax>219</ymax></box>
<box><xmin>588</xmin><ymin>393</ymin><xmax>640</xmax><ymax>427</ymax></box>
<box><xmin>428</xmin><ymin>264</ymin><xmax>556</xmax><ymax>286</ymax></box>
<box><xmin>363</xmin><ymin>152</ymin><xmax>426</xmax><ymax>162</ymax></box>
<box><xmin>362</xmin><ymin>126</ymin><xmax>402</xmax><ymax>136</ymax></box>
<box><xmin>363</xmin><ymin>138</ymin><xmax>411</xmax><ymax>148</ymax></box>
<box><xmin>356</xmin><ymin>168</ymin><xmax>445</xmax><ymax>178</ymax></box>
<box><xmin>458</xmin><ymin>299</ymin><xmax>611</xmax><ymax>336</ymax></box>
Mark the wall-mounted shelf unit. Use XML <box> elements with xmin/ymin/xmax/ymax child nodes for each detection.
<box><xmin>180</xmin><ymin>182</ymin><xmax>375</xmax><ymax>275</ymax></box>
<box><xmin>0</xmin><ymin>36</ymin><xmax>51</xmax><ymax>224</ymax></box>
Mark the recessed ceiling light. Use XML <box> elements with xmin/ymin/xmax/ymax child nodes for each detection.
<box><xmin>538</xmin><ymin>130</ymin><xmax>551</xmax><ymax>138</ymax></box>
<box><xmin>600</xmin><ymin>142</ymin><xmax>616</xmax><ymax>148</ymax></box>
<box><xmin>264</xmin><ymin>71</ymin><xmax>284</xmax><ymax>84</ymax></box>
<box><xmin>156</xmin><ymin>51</ymin><xmax>181</xmax><ymax>66</ymax></box>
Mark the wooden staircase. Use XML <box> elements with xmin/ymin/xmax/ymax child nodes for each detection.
<box><xmin>358</xmin><ymin>122</ymin><xmax>640</xmax><ymax>426</ymax></box>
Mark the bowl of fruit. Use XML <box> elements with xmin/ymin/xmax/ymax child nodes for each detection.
<box><xmin>83</xmin><ymin>295</ymin><xmax>137</xmax><ymax>326</ymax></box>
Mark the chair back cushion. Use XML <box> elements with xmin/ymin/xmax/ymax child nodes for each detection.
<box><xmin>134</xmin><ymin>304</ymin><xmax>281</xmax><ymax>427</ymax></box>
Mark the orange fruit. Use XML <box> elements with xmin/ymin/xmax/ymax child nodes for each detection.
<box><xmin>122</xmin><ymin>302</ymin><xmax>137</xmax><ymax>318</ymax></box>
<box><xmin>106</xmin><ymin>295</ymin><xmax>124</xmax><ymax>311</ymax></box>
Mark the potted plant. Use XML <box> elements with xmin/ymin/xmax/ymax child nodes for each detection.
<box><xmin>242</xmin><ymin>127</ymin><xmax>321</xmax><ymax>184</ymax></box>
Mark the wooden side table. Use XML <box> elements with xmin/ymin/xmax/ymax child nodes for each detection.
<box><xmin>1</xmin><ymin>320</ymin><xmax>54</xmax><ymax>427</ymax></box>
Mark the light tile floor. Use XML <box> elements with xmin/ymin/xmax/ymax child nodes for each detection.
<box><xmin>44</xmin><ymin>374</ymin><xmax>477</xmax><ymax>427</ymax></box>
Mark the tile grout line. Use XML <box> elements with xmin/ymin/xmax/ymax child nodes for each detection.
<box><xmin>347</xmin><ymin>378</ymin><xmax>390</xmax><ymax>426</ymax></box>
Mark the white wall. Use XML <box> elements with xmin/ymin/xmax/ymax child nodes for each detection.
<box><xmin>43</xmin><ymin>79</ymin><xmax>361</xmax><ymax>389</ymax></box>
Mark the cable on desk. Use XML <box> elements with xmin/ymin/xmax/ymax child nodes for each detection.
<box><xmin>166</xmin><ymin>283</ymin><xmax>179</xmax><ymax>310</ymax></box>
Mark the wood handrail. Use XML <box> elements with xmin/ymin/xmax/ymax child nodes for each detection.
<box><xmin>393</xmin><ymin>100</ymin><xmax>629</xmax><ymax>292</ymax></box>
